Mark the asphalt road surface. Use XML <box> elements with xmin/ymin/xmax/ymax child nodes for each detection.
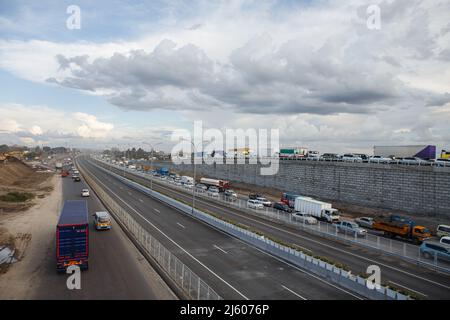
<box><xmin>31</xmin><ymin>167</ymin><xmax>176</xmax><ymax>299</ymax></box>
<box><xmin>93</xmin><ymin>157</ymin><xmax>450</xmax><ymax>300</ymax></box>
<box><xmin>77</xmin><ymin>156</ymin><xmax>363</xmax><ymax>300</ymax></box>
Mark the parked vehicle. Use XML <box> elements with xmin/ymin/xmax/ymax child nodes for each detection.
<box><xmin>306</xmin><ymin>150</ymin><xmax>320</xmax><ymax>160</ymax></box>
<box><xmin>420</xmin><ymin>241</ymin><xmax>450</xmax><ymax>262</ymax></box>
<box><xmin>56</xmin><ymin>200</ymin><xmax>89</xmax><ymax>271</ymax></box>
<box><xmin>200</xmin><ymin>178</ymin><xmax>230</xmax><ymax>192</ymax></box>
<box><xmin>372</xmin><ymin>220</ymin><xmax>431</xmax><ymax>244</ymax></box>
<box><xmin>81</xmin><ymin>189</ymin><xmax>90</xmax><ymax>197</ymax></box>
<box><xmin>247</xmin><ymin>199</ymin><xmax>264</xmax><ymax>210</ymax></box>
<box><xmin>248</xmin><ymin>194</ymin><xmax>263</xmax><ymax>200</ymax></box>
<box><xmin>400</xmin><ymin>157</ymin><xmax>430</xmax><ymax>165</ymax></box>
<box><xmin>281</xmin><ymin>192</ymin><xmax>301</xmax><ymax>208</ymax></box>
<box><xmin>93</xmin><ymin>211</ymin><xmax>112</xmax><ymax>230</ymax></box>
<box><xmin>55</xmin><ymin>162</ymin><xmax>63</xmax><ymax>169</ymax></box>
<box><xmin>195</xmin><ymin>183</ymin><xmax>208</xmax><ymax>192</ymax></box>
<box><xmin>207</xmin><ymin>186</ymin><xmax>220</xmax><ymax>197</ymax></box>
<box><xmin>183</xmin><ymin>182</ymin><xmax>194</xmax><ymax>189</ymax></box>
<box><xmin>224</xmin><ymin>189</ymin><xmax>238</xmax><ymax>201</ymax></box>
<box><xmin>273</xmin><ymin>202</ymin><xmax>293</xmax><ymax>213</ymax></box>
<box><xmin>336</xmin><ymin>221</ymin><xmax>367</xmax><ymax>237</ymax></box>
<box><xmin>342</xmin><ymin>154</ymin><xmax>363</xmax><ymax>162</ymax></box>
<box><xmin>255</xmin><ymin>197</ymin><xmax>272</xmax><ymax>207</ymax></box>
<box><xmin>181</xmin><ymin>176</ymin><xmax>194</xmax><ymax>184</ymax></box>
<box><xmin>320</xmin><ymin>153</ymin><xmax>341</xmax><ymax>161</ymax></box>
<box><xmin>437</xmin><ymin>225</ymin><xmax>450</xmax><ymax>238</ymax></box>
<box><xmin>440</xmin><ymin>236</ymin><xmax>450</xmax><ymax>245</ymax></box>
<box><xmin>354</xmin><ymin>217</ymin><xmax>374</xmax><ymax>229</ymax></box>
<box><xmin>368</xmin><ymin>156</ymin><xmax>391</xmax><ymax>164</ymax></box>
<box><xmin>292</xmin><ymin>212</ymin><xmax>317</xmax><ymax>224</ymax></box>
<box><xmin>294</xmin><ymin>196</ymin><xmax>340</xmax><ymax>223</ymax></box>
<box><xmin>354</xmin><ymin>154</ymin><xmax>369</xmax><ymax>162</ymax></box>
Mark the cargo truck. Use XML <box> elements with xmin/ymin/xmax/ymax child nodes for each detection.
<box><xmin>56</xmin><ymin>200</ymin><xmax>89</xmax><ymax>272</ymax></box>
<box><xmin>294</xmin><ymin>196</ymin><xmax>340</xmax><ymax>223</ymax></box>
<box><xmin>281</xmin><ymin>192</ymin><xmax>301</xmax><ymax>208</ymax></box>
<box><xmin>199</xmin><ymin>178</ymin><xmax>230</xmax><ymax>192</ymax></box>
<box><xmin>372</xmin><ymin>220</ymin><xmax>431</xmax><ymax>244</ymax></box>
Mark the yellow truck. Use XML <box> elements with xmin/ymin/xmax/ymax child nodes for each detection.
<box><xmin>372</xmin><ymin>220</ymin><xmax>431</xmax><ymax>244</ymax></box>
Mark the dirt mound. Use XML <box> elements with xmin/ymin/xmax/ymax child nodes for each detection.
<box><xmin>0</xmin><ymin>159</ymin><xmax>53</xmax><ymax>213</ymax></box>
<box><xmin>0</xmin><ymin>159</ymin><xmax>34</xmax><ymax>187</ymax></box>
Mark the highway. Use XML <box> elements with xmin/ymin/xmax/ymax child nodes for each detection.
<box><xmin>92</xmin><ymin>158</ymin><xmax>450</xmax><ymax>299</ymax></box>
<box><xmin>77</xmin><ymin>156</ymin><xmax>362</xmax><ymax>300</ymax></box>
<box><xmin>31</xmin><ymin>165</ymin><xmax>176</xmax><ymax>299</ymax></box>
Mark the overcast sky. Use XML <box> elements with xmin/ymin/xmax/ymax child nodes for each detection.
<box><xmin>0</xmin><ymin>0</ymin><xmax>449</xmax><ymax>154</ymax></box>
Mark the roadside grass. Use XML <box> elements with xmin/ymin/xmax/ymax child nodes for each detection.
<box><xmin>0</xmin><ymin>192</ymin><xmax>35</xmax><ymax>202</ymax></box>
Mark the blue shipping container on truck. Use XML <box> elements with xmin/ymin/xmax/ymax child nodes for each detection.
<box><xmin>56</xmin><ymin>200</ymin><xmax>89</xmax><ymax>272</ymax></box>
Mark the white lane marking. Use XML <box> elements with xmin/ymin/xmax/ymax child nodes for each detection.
<box><xmin>177</xmin><ymin>222</ymin><xmax>186</xmax><ymax>229</ymax></box>
<box><xmin>281</xmin><ymin>285</ymin><xmax>307</xmax><ymax>300</ymax></box>
<box><xmin>389</xmin><ymin>281</ymin><xmax>428</xmax><ymax>297</ymax></box>
<box><xmin>154</xmin><ymin>208</ymin><xmax>160</xmax><ymax>214</ymax></box>
<box><xmin>90</xmin><ymin>160</ymin><xmax>361</xmax><ymax>299</ymax></box>
<box><xmin>139</xmin><ymin>199</ymin><xmax>144</xmax><ymax>203</ymax></box>
<box><xmin>158</xmin><ymin>184</ymin><xmax>450</xmax><ymax>291</ymax></box>
<box><xmin>120</xmin><ymin>186</ymin><xmax>123</xmax><ymax>190</ymax></box>
<box><xmin>214</xmin><ymin>245</ymin><xmax>228</xmax><ymax>254</ymax></box>
<box><xmin>85</xmin><ymin>167</ymin><xmax>249</xmax><ymax>300</ymax></box>
<box><xmin>128</xmin><ymin>192</ymin><xmax>132</xmax><ymax>196</ymax></box>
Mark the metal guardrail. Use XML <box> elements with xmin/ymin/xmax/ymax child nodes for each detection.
<box><xmin>79</xmin><ymin>161</ymin><xmax>222</xmax><ymax>300</ymax></box>
<box><xmin>97</xmin><ymin>158</ymin><xmax>450</xmax><ymax>275</ymax></box>
<box><xmin>91</xmin><ymin>158</ymin><xmax>414</xmax><ymax>300</ymax></box>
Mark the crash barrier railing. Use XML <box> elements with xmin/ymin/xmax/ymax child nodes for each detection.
<box><xmin>78</xmin><ymin>162</ymin><xmax>222</xmax><ymax>300</ymax></box>
<box><xmin>90</xmin><ymin>159</ymin><xmax>415</xmax><ymax>300</ymax></box>
<box><xmin>95</xmin><ymin>158</ymin><xmax>450</xmax><ymax>275</ymax></box>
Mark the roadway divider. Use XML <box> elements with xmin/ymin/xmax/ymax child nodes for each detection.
<box><xmin>77</xmin><ymin>159</ymin><xmax>222</xmax><ymax>300</ymax></box>
<box><xmin>97</xmin><ymin>158</ymin><xmax>450</xmax><ymax>275</ymax></box>
<box><xmin>89</xmin><ymin>158</ymin><xmax>413</xmax><ymax>300</ymax></box>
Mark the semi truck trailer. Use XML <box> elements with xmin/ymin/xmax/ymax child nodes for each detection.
<box><xmin>56</xmin><ymin>200</ymin><xmax>89</xmax><ymax>272</ymax></box>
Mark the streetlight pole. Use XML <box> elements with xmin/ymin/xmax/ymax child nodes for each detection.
<box><xmin>181</xmin><ymin>138</ymin><xmax>198</xmax><ymax>214</ymax></box>
<box><xmin>142</xmin><ymin>142</ymin><xmax>162</xmax><ymax>192</ymax></box>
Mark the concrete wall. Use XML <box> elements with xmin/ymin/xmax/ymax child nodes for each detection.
<box><xmin>148</xmin><ymin>160</ymin><xmax>450</xmax><ymax>216</ymax></box>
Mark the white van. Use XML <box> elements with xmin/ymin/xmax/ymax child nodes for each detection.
<box><xmin>437</xmin><ymin>225</ymin><xmax>450</xmax><ymax>238</ymax></box>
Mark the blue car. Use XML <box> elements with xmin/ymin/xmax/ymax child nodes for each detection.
<box><xmin>420</xmin><ymin>241</ymin><xmax>450</xmax><ymax>262</ymax></box>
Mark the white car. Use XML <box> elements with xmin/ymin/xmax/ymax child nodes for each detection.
<box><xmin>247</xmin><ymin>199</ymin><xmax>264</xmax><ymax>210</ymax></box>
<box><xmin>81</xmin><ymin>189</ymin><xmax>90</xmax><ymax>197</ymax></box>
<box><xmin>342</xmin><ymin>154</ymin><xmax>363</xmax><ymax>162</ymax></box>
<box><xmin>368</xmin><ymin>156</ymin><xmax>391</xmax><ymax>164</ymax></box>
<box><xmin>184</xmin><ymin>182</ymin><xmax>194</xmax><ymax>189</ymax></box>
<box><xmin>195</xmin><ymin>184</ymin><xmax>208</xmax><ymax>193</ymax></box>
<box><xmin>440</xmin><ymin>236</ymin><xmax>450</xmax><ymax>245</ymax></box>
<box><xmin>255</xmin><ymin>197</ymin><xmax>272</xmax><ymax>207</ymax></box>
<box><xmin>207</xmin><ymin>187</ymin><xmax>220</xmax><ymax>197</ymax></box>
<box><xmin>292</xmin><ymin>212</ymin><xmax>317</xmax><ymax>224</ymax></box>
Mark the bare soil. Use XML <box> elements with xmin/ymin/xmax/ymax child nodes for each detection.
<box><xmin>0</xmin><ymin>175</ymin><xmax>62</xmax><ymax>298</ymax></box>
<box><xmin>0</xmin><ymin>158</ymin><xmax>53</xmax><ymax>213</ymax></box>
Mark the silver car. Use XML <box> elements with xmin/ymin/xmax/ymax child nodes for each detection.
<box><xmin>354</xmin><ymin>217</ymin><xmax>374</xmax><ymax>229</ymax></box>
<box><xmin>337</xmin><ymin>221</ymin><xmax>367</xmax><ymax>237</ymax></box>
